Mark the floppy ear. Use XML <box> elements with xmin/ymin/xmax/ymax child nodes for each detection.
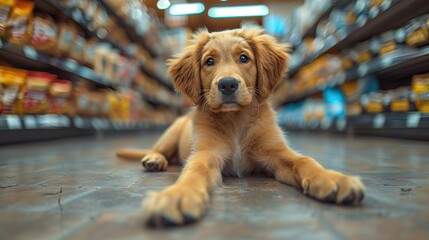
<box><xmin>167</xmin><ymin>30</ymin><xmax>210</xmax><ymax>105</ymax></box>
<box><xmin>239</xmin><ymin>29</ymin><xmax>290</xmax><ymax>102</ymax></box>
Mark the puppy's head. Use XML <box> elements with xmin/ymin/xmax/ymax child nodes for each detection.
<box><xmin>168</xmin><ymin>28</ymin><xmax>289</xmax><ymax>112</ymax></box>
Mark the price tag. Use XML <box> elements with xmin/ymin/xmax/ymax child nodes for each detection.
<box><xmin>59</xmin><ymin>115</ymin><xmax>71</xmax><ymax>127</ymax></box>
<box><xmin>336</xmin><ymin>72</ymin><xmax>346</xmax><ymax>84</ymax></box>
<box><xmin>112</xmin><ymin>121</ymin><xmax>120</xmax><ymax>130</ymax></box>
<box><xmin>71</xmin><ymin>9</ymin><xmax>84</xmax><ymax>23</ymax></box>
<box><xmin>373</xmin><ymin>114</ymin><xmax>385</xmax><ymax>128</ymax></box>
<box><xmin>358</xmin><ymin>64</ymin><xmax>369</xmax><ymax>77</ymax></box>
<box><xmin>63</xmin><ymin>59</ymin><xmax>78</xmax><ymax>71</ymax></box>
<box><xmin>406</xmin><ymin>113</ymin><xmax>420</xmax><ymax>128</ymax></box>
<box><xmin>37</xmin><ymin>115</ymin><xmax>60</xmax><ymax>128</ymax></box>
<box><xmin>336</xmin><ymin>118</ymin><xmax>346</xmax><ymax>131</ymax></box>
<box><xmin>321</xmin><ymin>118</ymin><xmax>332</xmax><ymax>130</ymax></box>
<box><xmin>23</xmin><ymin>46</ymin><xmax>38</xmax><ymax>59</ymax></box>
<box><xmin>381</xmin><ymin>57</ymin><xmax>393</xmax><ymax>68</ymax></box>
<box><xmin>6</xmin><ymin>115</ymin><xmax>22</xmax><ymax>130</ymax></box>
<box><xmin>23</xmin><ymin>116</ymin><xmax>37</xmax><ymax>129</ymax></box>
<box><xmin>74</xmin><ymin>117</ymin><xmax>84</xmax><ymax>128</ymax></box>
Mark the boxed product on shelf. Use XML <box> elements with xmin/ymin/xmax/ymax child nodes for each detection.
<box><xmin>54</xmin><ymin>22</ymin><xmax>78</xmax><ymax>56</ymax></box>
<box><xmin>30</xmin><ymin>13</ymin><xmax>58</xmax><ymax>52</ymax></box>
<box><xmin>412</xmin><ymin>73</ymin><xmax>429</xmax><ymax>112</ymax></box>
<box><xmin>4</xmin><ymin>0</ymin><xmax>34</xmax><ymax>46</ymax></box>
<box><xmin>341</xmin><ymin>76</ymin><xmax>379</xmax><ymax>116</ymax></box>
<box><xmin>378</xmin><ymin>30</ymin><xmax>400</xmax><ymax>56</ymax></box>
<box><xmin>0</xmin><ymin>0</ymin><xmax>16</xmax><ymax>36</ymax></box>
<box><xmin>22</xmin><ymin>71</ymin><xmax>55</xmax><ymax>114</ymax></box>
<box><xmin>352</xmin><ymin>40</ymin><xmax>373</xmax><ymax>63</ymax></box>
<box><xmin>404</xmin><ymin>14</ymin><xmax>429</xmax><ymax>47</ymax></box>
<box><xmin>0</xmin><ymin>65</ymin><xmax>26</xmax><ymax>114</ymax></box>
<box><xmin>82</xmin><ymin>38</ymin><xmax>97</xmax><ymax>67</ymax></box>
<box><xmin>276</xmin><ymin>54</ymin><xmax>342</xmax><ymax>102</ymax></box>
<box><xmin>48</xmin><ymin>79</ymin><xmax>72</xmax><ymax>115</ymax></box>
<box><xmin>360</xmin><ymin>92</ymin><xmax>381</xmax><ymax>113</ymax></box>
<box><xmin>388</xmin><ymin>86</ymin><xmax>414</xmax><ymax>112</ymax></box>
<box><xmin>68</xmin><ymin>34</ymin><xmax>86</xmax><ymax>63</ymax></box>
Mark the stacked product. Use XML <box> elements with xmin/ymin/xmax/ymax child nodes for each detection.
<box><xmin>0</xmin><ymin>66</ymin><xmax>178</xmax><ymax>125</ymax></box>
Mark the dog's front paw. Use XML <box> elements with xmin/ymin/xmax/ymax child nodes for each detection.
<box><xmin>302</xmin><ymin>170</ymin><xmax>365</xmax><ymax>205</ymax></box>
<box><xmin>141</xmin><ymin>152</ymin><xmax>168</xmax><ymax>172</ymax></box>
<box><xmin>141</xmin><ymin>186</ymin><xmax>209</xmax><ymax>227</ymax></box>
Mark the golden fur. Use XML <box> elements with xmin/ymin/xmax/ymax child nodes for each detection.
<box><xmin>116</xmin><ymin>28</ymin><xmax>365</xmax><ymax>227</ymax></box>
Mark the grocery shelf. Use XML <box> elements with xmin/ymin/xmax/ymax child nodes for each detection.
<box><xmin>0</xmin><ymin>114</ymin><xmax>167</xmax><ymax>145</ymax></box>
<box><xmin>0</xmin><ymin>114</ymin><xmax>162</xmax><ymax>131</ymax></box>
<box><xmin>282</xmin><ymin>46</ymin><xmax>429</xmax><ymax>104</ymax></box>
<box><xmin>0</xmin><ymin>39</ymin><xmax>112</xmax><ymax>88</ymax></box>
<box><xmin>330</xmin><ymin>0</ymin><xmax>429</xmax><ymax>52</ymax></box>
<box><xmin>0</xmin><ymin>39</ymin><xmax>181</xmax><ymax>108</ymax></box>
<box><xmin>288</xmin><ymin>0</ymin><xmax>429</xmax><ymax>78</ymax></box>
<box><xmin>34</xmin><ymin>0</ymin><xmax>174</xmax><ymax>92</ymax></box>
<box><xmin>98</xmin><ymin>0</ymin><xmax>158</xmax><ymax>58</ymax></box>
<box><xmin>301</xmin><ymin>0</ymin><xmax>350</xmax><ymax>39</ymax></box>
<box><xmin>34</xmin><ymin>0</ymin><xmax>133</xmax><ymax>57</ymax></box>
<box><xmin>281</xmin><ymin>112</ymin><xmax>429</xmax><ymax>140</ymax></box>
<box><xmin>139</xmin><ymin>64</ymin><xmax>175</xmax><ymax>91</ymax></box>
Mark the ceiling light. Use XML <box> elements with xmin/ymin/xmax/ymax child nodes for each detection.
<box><xmin>208</xmin><ymin>5</ymin><xmax>269</xmax><ymax>18</ymax></box>
<box><xmin>169</xmin><ymin>2</ymin><xmax>205</xmax><ymax>16</ymax></box>
<box><xmin>157</xmin><ymin>0</ymin><xmax>170</xmax><ymax>10</ymax></box>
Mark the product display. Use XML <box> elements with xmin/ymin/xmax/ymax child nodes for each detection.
<box><xmin>276</xmin><ymin>0</ymin><xmax>429</xmax><ymax>138</ymax></box>
<box><xmin>1</xmin><ymin>1</ymin><xmax>429</xmax><ymax>238</ymax></box>
<box><xmin>0</xmin><ymin>0</ymin><xmax>184</xmax><ymax>133</ymax></box>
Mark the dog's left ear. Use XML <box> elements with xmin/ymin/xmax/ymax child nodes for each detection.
<box><xmin>240</xmin><ymin>29</ymin><xmax>290</xmax><ymax>102</ymax></box>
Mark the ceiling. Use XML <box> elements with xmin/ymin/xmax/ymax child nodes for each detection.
<box><xmin>144</xmin><ymin>0</ymin><xmax>301</xmax><ymax>31</ymax></box>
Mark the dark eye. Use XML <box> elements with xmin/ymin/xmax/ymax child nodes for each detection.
<box><xmin>240</xmin><ymin>55</ymin><xmax>248</xmax><ymax>63</ymax></box>
<box><xmin>205</xmin><ymin>58</ymin><xmax>215</xmax><ymax>66</ymax></box>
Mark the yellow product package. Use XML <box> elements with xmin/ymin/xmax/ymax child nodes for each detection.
<box><xmin>6</xmin><ymin>0</ymin><xmax>34</xmax><ymax>46</ymax></box>
<box><xmin>0</xmin><ymin>0</ymin><xmax>16</xmax><ymax>36</ymax></box>
<box><xmin>412</xmin><ymin>73</ymin><xmax>429</xmax><ymax>112</ymax></box>
<box><xmin>48</xmin><ymin>80</ymin><xmax>72</xmax><ymax>115</ymax></box>
<box><xmin>22</xmin><ymin>71</ymin><xmax>54</xmax><ymax>114</ymax></box>
<box><xmin>0</xmin><ymin>66</ymin><xmax>26</xmax><ymax>114</ymax></box>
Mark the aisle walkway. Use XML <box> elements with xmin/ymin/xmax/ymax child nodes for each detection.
<box><xmin>1</xmin><ymin>131</ymin><xmax>428</xmax><ymax>240</ymax></box>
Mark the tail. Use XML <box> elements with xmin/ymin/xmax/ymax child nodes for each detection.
<box><xmin>116</xmin><ymin>149</ymin><xmax>150</xmax><ymax>161</ymax></box>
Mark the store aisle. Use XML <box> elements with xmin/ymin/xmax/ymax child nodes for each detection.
<box><xmin>0</xmin><ymin>132</ymin><xmax>428</xmax><ymax>240</ymax></box>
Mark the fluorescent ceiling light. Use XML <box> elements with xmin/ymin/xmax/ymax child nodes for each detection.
<box><xmin>208</xmin><ymin>5</ymin><xmax>269</xmax><ymax>18</ymax></box>
<box><xmin>157</xmin><ymin>0</ymin><xmax>170</xmax><ymax>10</ymax></box>
<box><xmin>169</xmin><ymin>2</ymin><xmax>205</xmax><ymax>16</ymax></box>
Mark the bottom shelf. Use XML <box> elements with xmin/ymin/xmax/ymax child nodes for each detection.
<box><xmin>280</xmin><ymin>112</ymin><xmax>429</xmax><ymax>140</ymax></box>
<box><xmin>0</xmin><ymin>114</ymin><xmax>168</xmax><ymax>145</ymax></box>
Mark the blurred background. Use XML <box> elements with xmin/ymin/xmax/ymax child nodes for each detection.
<box><xmin>1</xmin><ymin>0</ymin><xmax>429</xmax><ymax>143</ymax></box>
<box><xmin>2</xmin><ymin>1</ymin><xmax>429</xmax><ymax>238</ymax></box>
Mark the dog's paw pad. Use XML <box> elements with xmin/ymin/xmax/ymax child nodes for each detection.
<box><xmin>303</xmin><ymin>171</ymin><xmax>365</xmax><ymax>205</ymax></box>
<box><xmin>141</xmin><ymin>187</ymin><xmax>208</xmax><ymax>228</ymax></box>
<box><xmin>141</xmin><ymin>153</ymin><xmax>168</xmax><ymax>172</ymax></box>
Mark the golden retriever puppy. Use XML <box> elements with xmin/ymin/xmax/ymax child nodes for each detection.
<box><xmin>117</xmin><ymin>28</ymin><xmax>365</xmax><ymax>227</ymax></box>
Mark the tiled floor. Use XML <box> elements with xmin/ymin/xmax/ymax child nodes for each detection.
<box><xmin>0</xmin><ymin>131</ymin><xmax>428</xmax><ymax>240</ymax></box>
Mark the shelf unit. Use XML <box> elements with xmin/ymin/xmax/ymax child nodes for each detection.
<box><xmin>279</xmin><ymin>0</ymin><xmax>429</xmax><ymax>140</ymax></box>
<box><xmin>0</xmin><ymin>39</ymin><xmax>113</xmax><ymax>88</ymax></box>
<box><xmin>0</xmin><ymin>115</ymin><xmax>167</xmax><ymax>145</ymax></box>
<box><xmin>98</xmin><ymin>0</ymin><xmax>158</xmax><ymax>58</ymax></box>
<box><xmin>283</xmin><ymin>46</ymin><xmax>429</xmax><ymax>103</ymax></box>
<box><xmin>287</xmin><ymin>0</ymin><xmax>429</xmax><ymax>78</ymax></box>
<box><xmin>34</xmin><ymin>0</ymin><xmax>174</xmax><ymax>91</ymax></box>
<box><xmin>280</xmin><ymin>112</ymin><xmax>429</xmax><ymax>140</ymax></box>
<box><xmin>0</xmin><ymin>38</ymin><xmax>181</xmax><ymax>109</ymax></box>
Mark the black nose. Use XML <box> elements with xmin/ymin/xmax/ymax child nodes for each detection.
<box><xmin>218</xmin><ymin>77</ymin><xmax>238</xmax><ymax>96</ymax></box>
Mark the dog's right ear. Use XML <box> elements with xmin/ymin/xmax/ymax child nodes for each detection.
<box><xmin>167</xmin><ymin>30</ymin><xmax>210</xmax><ymax>105</ymax></box>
